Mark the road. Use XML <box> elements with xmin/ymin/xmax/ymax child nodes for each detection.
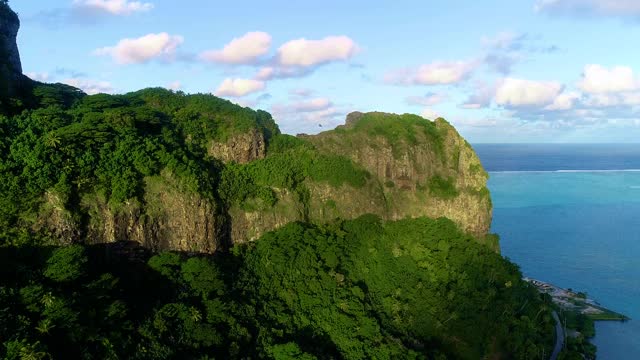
<box><xmin>550</xmin><ymin>311</ymin><xmax>564</xmax><ymax>360</ymax></box>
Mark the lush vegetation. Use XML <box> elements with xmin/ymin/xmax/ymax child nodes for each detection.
<box><xmin>0</xmin><ymin>216</ymin><xmax>555</xmax><ymax>359</ymax></box>
<box><xmin>0</xmin><ymin>24</ymin><xmax>554</xmax><ymax>358</ymax></box>
<box><xmin>426</xmin><ymin>175</ymin><xmax>459</xmax><ymax>199</ymax></box>
<box><xmin>0</xmin><ymin>85</ymin><xmax>373</xmax><ymax>241</ymax></box>
<box><xmin>220</xmin><ymin>136</ymin><xmax>370</xmax><ymax>209</ymax></box>
<box><xmin>333</xmin><ymin>112</ymin><xmax>446</xmax><ymax>160</ymax></box>
<box><xmin>558</xmin><ymin>311</ymin><xmax>597</xmax><ymax>359</ymax></box>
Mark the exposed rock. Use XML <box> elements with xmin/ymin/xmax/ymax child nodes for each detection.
<box><xmin>303</xmin><ymin>113</ymin><xmax>492</xmax><ymax>237</ymax></box>
<box><xmin>208</xmin><ymin>128</ymin><xmax>266</xmax><ymax>163</ymax></box>
<box><xmin>39</xmin><ymin>173</ymin><xmax>221</xmax><ymax>252</ymax></box>
<box><xmin>228</xmin><ymin>113</ymin><xmax>492</xmax><ymax>245</ymax></box>
<box><xmin>33</xmin><ymin>192</ymin><xmax>81</xmax><ymax>245</ymax></box>
<box><xmin>0</xmin><ymin>4</ymin><xmax>24</xmax><ymax>97</ymax></box>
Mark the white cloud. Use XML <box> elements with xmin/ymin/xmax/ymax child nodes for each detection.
<box><xmin>535</xmin><ymin>0</ymin><xmax>640</xmax><ymax>16</ymax></box>
<box><xmin>73</xmin><ymin>0</ymin><xmax>154</xmax><ymax>15</ymax></box>
<box><xmin>273</xmin><ymin>98</ymin><xmax>332</xmax><ymax>114</ymax></box>
<box><xmin>495</xmin><ymin>78</ymin><xmax>564</xmax><ymax>107</ymax></box>
<box><xmin>420</xmin><ymin>108</ymin><xmax>440</xmax><ymax>120</ymax></box>
<box><xmin>94</xmin><ymin>33</ymin><xmax>184</xmax><ymax>65</ymax></box>
<box><xmin>385</xmin><ymin>60</ymin><xmax>477</xmax><ymax>86</ymax></box>
<box><xmin>578</xmin><ymin>64</ymin><xmax>638</xmax><ymax>94</ymax></box>
<box><xmin>277</xmin><ymin>36</ymin><xmax>358</xmax><ymax>67</ymax></box>
<box><xmin>406</xmin><ymin>92</ymin><xmax>448</xmax><ymax>106</ymax></box>
<box><xmin>199</xmin><ymin>31</ymin><xmax>271</xmax><ymax>65</ymax></box>
<box><xmin>62</xmin><ymin>78</ymin><xmax>114</xmax><ymax>95</ymax></box>
<box><xmin>302</xmin><ymin>107</ymin><xmax>341</xmax><ymax>125</ymax></box>
<box><xmin>255</xmin><ymin>67</ymin><xmax>275</xmax><ymax>80</ymax></box>
<box><xmin>26</xmin><ymin>72</ymin><xmax>50</xmax><ymax>82</ymax></box>
<box><xmin>270</xmin><ymin>96</ymin><xmax>347</xmax><ymax>134</ymax></box>
<box><xmin>293</xmin><ymin>98</ymin><xmax>332</xmax><ymax>112</ymax></box>
<box><xmin>166</xmin><ymin>81</ymin><xmax>182</xmax><ymax>91</ymax></box>
<box><xmin>584</xmin><ymin>91</ymin><xmax>640</xmax><ymax>107</ymax></box>
<box><xmin>451</xmin><ymin>117</ymin><xmax>500</xmax><ymax>128</ymax></box>
<box><xmin>254</xmin><ymin>66</ymin><xmax>313</xmax><ymax>81</ymax></box>
<box><xmin>544</xmin><ymin>91</ymin><xmax>581</xmax><ymax>110</ymax></box>
<box><xmin>215</xmin><ymin>78</ymin><xmax>265</xmax><ymax>97</ymax></box>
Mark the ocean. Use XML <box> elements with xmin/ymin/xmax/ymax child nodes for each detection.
<box><xmin>474</xmin><ymin>144</ymin><xmax>640</xmax><ymax>359</ymax></box>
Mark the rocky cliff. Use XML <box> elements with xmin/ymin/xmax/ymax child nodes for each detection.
<box><xmin>1</xmin><ymin>3</ymin><xmax>493</xmax><ymax>253</ymax></box>
<box><xmin>0</xmin><ymin>3</ymin><xmax>24</xmax><ymax>98</ymax></box>
<box><xmin>228</xmin><ymin>112</ymin><xmax>492</xmax><ymax>246</ymax></box>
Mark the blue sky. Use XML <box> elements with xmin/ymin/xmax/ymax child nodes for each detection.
<box><xmin>11</xmin><ymin>0</ymin><xmax>640</xmax><ymax>142</ymax></box>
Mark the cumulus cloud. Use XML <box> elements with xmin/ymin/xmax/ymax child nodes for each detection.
<box><xmin>270</xmin><ymin>96</ymin><xmax>348</xmax><ymax>134</ymax></box>
<box><xmin>535</xmin><ymin>0</ymin><xmax>640</xmax><ymax>17</ymax></box>
<box><xmin>200</xmin><ymin>31</ymin><xmax>271</xmax><ymax>65</ymax></box>
<box><xmin>583</xmin><ymin>91</ymin><xmax>640</xmax><ymax>107</ymax></box>
<box><xmin>26</xmin><ymin>72</ymin><xmax>50</xmax><ymax>82</ymax></box>
<box><xmin>215</xmin><ymin>78</ymin><xmax>265</xmax><ymax>97</ymax></box>
<box><xmin>73</xmin><ymin>0</ymin><xmax>154</xmax><ymax>15</ymax></box>
<box><xmin>293</xmin><ymin>98</ymin><xmax>333</xmax><ymax>112</ymax></box>
<box><xmin>451</xmin><ymin>117</ymin><xmax>500</xmax><ymax>128</ymax></box>
<box><xmin>254</xmin><ymin>66</ymin><xmax>314</xmax><ymax>81</ymax></box>
<box><xmin>544</xmin><ymin>91</ymin><xmax>581</xmax><ymax>110</ymax></box>
<box><xmin>578</xmin><ymin>64</ymin><xmax>638</xmax><ymax>93</ymax></box>
<box><xmin>62</xmin><ymin>78</ymin><xmax>114</xmax><ymax>95</ymax></box>
<box><xmin>94</xmin><ymin>33</ymin><xmax>184</xmax><ymax>64</ymax></box>
<box><xmin>406</xmin><ymin>92</ymin><xmax>448</xmax><ymax>106</ymax></box>
<box><xmin>420</xmin><ymin>109</ymin><xmax>441</xmax><ymax>120</ymax></box>
<box><xmin>166</xmin><ymin>81</ymin><xmax>182</xmax><ymax>91</ymax></box>
<box><xmin>385</xmin><ymin>60</ymin><xmax>478</xmax><ymax>86</ymax></box>
<box><xmin>273</xmin><ymin>98</ymin><xmax>333</xmax><ymax>114</ymax></box>
<box><xmin>495</xmin><ymin>78</ymin><xmax>564</xmax><ymax>107</ymax></box>
<box><xmin>276</xmin><ymin>36</ymin><xmax>358</xmax><ymax>67</ymax></box>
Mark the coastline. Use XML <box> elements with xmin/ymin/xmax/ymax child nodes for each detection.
<box><xmin>524</xmin><ymin>277</ymin><xmax>629</xmax><ymax>322</ymax></box>
<box><xmin>525</xmin><ymin>277</ymin><xmax>629</xmax><ymax>359</ymax></box>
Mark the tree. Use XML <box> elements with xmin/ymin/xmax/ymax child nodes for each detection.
<box><xmin>43</xmin><ymin>245</ymin><xmax>87</xmax><ymax>282</ymax></box>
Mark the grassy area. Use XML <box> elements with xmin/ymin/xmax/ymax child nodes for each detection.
<box><xmin>586</xmin><ymin>307</ymin><xmax>630</xmax><ymax>321</ymax></box>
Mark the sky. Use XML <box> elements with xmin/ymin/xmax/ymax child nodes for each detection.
<box><xmin>10</xmin><ymin>0</ymin><xmax>640</xmax><ymax>142</ymax></box>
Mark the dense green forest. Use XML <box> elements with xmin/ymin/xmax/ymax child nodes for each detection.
<box><xmin>0</xmin><ymin>82</ymin><xmax>558</xmax><ymax>358</ymax></box>
<box><xmin>0</xmin><ymin>216</ymin><xmax>555</xmax><ymax>359</ymax></box>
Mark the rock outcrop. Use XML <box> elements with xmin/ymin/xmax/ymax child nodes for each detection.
<box><xmin>306</xmin><ymin>114</ymin><xmax>491</xmax><ymax>236</ymax></box>
<box><xmin>0</xmin><ymin>3</ymin><xmax>24</xmax><ymax>97</ymax></box>
<box><xmin>3</xmin><ymin>3</ymin><xmax>494</xmax><ymax>254</ymax></box>
<box><xmin>230</xmin><ymin>112</ymin><xmax>492</xmax><ymax>244</ymax></box>
<box><xmin>36</xmin><ymin>173</ymin><xmax>222</xmax><ymax>253</ymax></box>
<box><xmin>208</xmin><ymin>128</ymin><xmax>266</xmax><ymax>163</ymax></box>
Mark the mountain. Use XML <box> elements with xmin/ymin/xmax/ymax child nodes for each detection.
<box><xmin>0</xmin><ymin>4</ymin><xmax>555</xmax><ymax>359</ymax></box>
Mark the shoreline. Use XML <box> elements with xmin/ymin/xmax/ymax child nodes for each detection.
<box><xmin>524</xmin><ymin>277</ymin><xmax>629</xmax><ymax>322</ymax></box>
<box><xmin>525</xmin><ymin>277</ymin><xmax>629</xmax><ymax>359</ymax></box>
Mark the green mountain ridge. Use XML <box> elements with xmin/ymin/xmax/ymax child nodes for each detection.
<box><xmin>0</xmin><ymin>82</ymin><xmax>494</xmax><ymax>252</ymax></box>
<box><xmin>0</xmin><ymin>3</ymin><xmax>556</xmax><ymax>359</ymax></box>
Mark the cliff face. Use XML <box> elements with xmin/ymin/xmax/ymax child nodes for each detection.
<box><xmin>36</xmin><ymin>173</ymin><xmax>222</xmax><ymax>253</ymax></box>
<box><xmin>30</xmin><ymin>111</ymin><xmax>491</xmax><ymax>252</ymax></box>
<box><xmin>228</xmin><ymin>112</ymin><xmax>492</xmax><ymax>245</ymax></box>
<box><xmin>308</xmin><ymin>113</ymin><xmax>491</xmax><ymax>236</ymax></box>
<box><xmin>2</xmin><ymin>2</ymin><xmax>492</xmax><ymax>252</ymax></box>
<box><xmin>0</xmin><ymin>4</ymin><xmax>23</xmax><ymax>97</ymax></box>
<box><xmin>208</xmin><ymin>128</ymin><xmax>266</xmax><ymax>163</ymax></box>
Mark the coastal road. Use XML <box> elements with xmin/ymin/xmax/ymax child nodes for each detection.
<box><xmin>550</xmin><ymin>311</ymin><xmax>564</xmax><ymax>360</ymax></box>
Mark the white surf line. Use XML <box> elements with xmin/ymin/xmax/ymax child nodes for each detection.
<box><xmin>488</xmin><ymin>169</ymin><xmax>640</xmax><ymax>174</ymax></box>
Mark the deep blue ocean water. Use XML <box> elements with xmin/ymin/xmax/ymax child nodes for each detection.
<box><xmin>474</xmin><ymin>144</ymin><xmax>640</xmax><ymax>359</ymax></box>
